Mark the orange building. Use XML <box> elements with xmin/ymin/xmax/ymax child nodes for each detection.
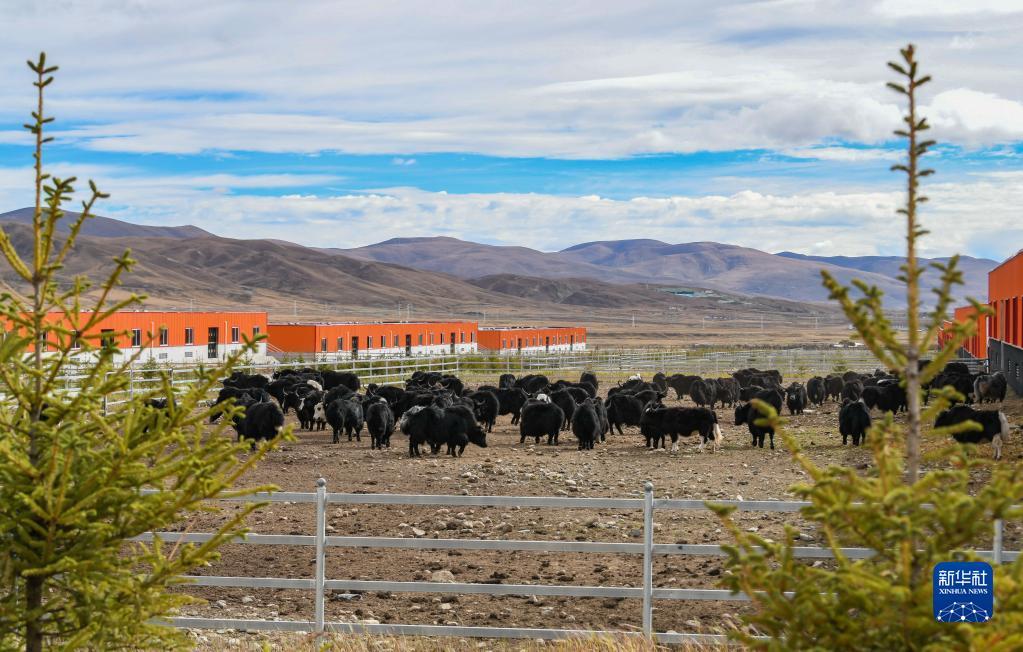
<box><xmin>988</xmin><ymin>250</ymin><xmax>1023</xmax><ymax>392</ymax></box>
<box><xmin>477</xmin><ymin>326</ymin><xmax>587</xmax><ymax>354</ymax></box>
<box><xmin>267</xmin><ymin>321</ymin><xmax>478</xmax><ymax>359</ymax></box>
<box><xmin>939</xmin><ymin>305</ymin><xmax>988</xmax><ymax>359</ymax></box>
<box><xmin>989</xmin><ymin>250</ymin><xmax>1023</xmax><ymax>348</ymax></box>
<box><xmin>16</xmin><ymin>311</ymin><xmax>267</xmax><ymax>363</ymax></box>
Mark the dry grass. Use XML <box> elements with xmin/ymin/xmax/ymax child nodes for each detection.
<box><xmin>187</xmin><ymin>632</ymin><xmax>735</xmax><ymax>651</ymax></box>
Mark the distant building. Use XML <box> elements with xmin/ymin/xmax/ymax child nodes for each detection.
<box><xmin>267</xmin><ymin>321</ymin><xmax>478</xmax><ymax>359</ymax></box>
<box><xmin>939</xmin><ymin>305</ymin><xmax>988</xmax><ymax>359</ymax></box>
<box><xmin>23</xmin><ymin>310</ymin><xmax>268</xmax><ymax>363</ymax></box>
<box><xmin>477</xmin><ymin>326</ymin><xmax>587</xmax><ymax>354</ymax></box>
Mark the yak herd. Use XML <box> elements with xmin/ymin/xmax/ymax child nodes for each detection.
<box><xmin>196</xmin><ymin>360</ymin><xmax>1012</xmax><ymax>460</ymax></box>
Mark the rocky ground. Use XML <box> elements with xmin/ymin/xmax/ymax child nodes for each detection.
<box><xmin>169</xmin><ymin>386</ymin><xmax>1023</xmax><ymax>644</ymax></box>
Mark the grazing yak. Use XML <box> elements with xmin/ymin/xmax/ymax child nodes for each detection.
<box><xmin>807</xmin><ymin>376</ymin><xmax>826</xmax><ymax>407</ymax></box>
<box><xmin>666</xmin><ymin>374</ymin><xmax>701</xmax><ymax>401</ymax></box>
<box><xmin>519</xmin><ymin>401</ymin><xmax>565</xmax><ymax>445</ymax></box>
<box><xmin>234</xmin><ymin>401</ymin><xmax>285</xmax><ymax>451</ymax></box>
<box><xmin>690</xmin><ymin>378</ymin><xmax>717</xmax><ymax>409</ymax></box>
<box><xmin>469</xmin><ymin>390</ymin><xmax>500</xmax><ymax>432</ymax></box>
<box><xmin>734</xmin><ymin>388</ymin><xmax>783</xmax><ymax>450</ymax></box>
<box><xmin>571</xmin><ymin>398</ymin><xmax>602</xmax><ymax>450</ymax></box>
<box><xmin>326</xmin><ymin>397</ymin><xmax>365</xmax><ymax>444</ymax></box>
<box><xmin>974</xmin><ymin>372</ymin><xmax>1008</xmax><ymax>404</ymax></box>
<box><xmin>785</xmin><ymin>382</ymin><xmax>808</xmax><ymax>416</ymax></box>
<box><xmin>841</xmin><ymin>380</ymin><xmax>864</xmax><ymax>402</ymax></box>
<box><xmin>839</xmin><ymin>399</ymin><xmax>872</xmax><ymax>446</ymax></box>
<box><xmin>606</xmin><ymin>393</ymin><xmax>645</xmax><ymax>436</ymax></box>
<box><xmin>366</xmin><ymin>397</ymin><xmax>395</xmax><ymax>450</ymax></box>
<box><xmin>824</xmin><ymin>375</ymin><xmax>844</xmax><ymax>402</ymax></box>
<box><xmin>401</xmin><ymin>405</ymin><xmax>487</xmax><ymax>457</ymax></box>
<box><xmin>580</xmin><ymin>371</ymin><xmax>599</xmax><ymax>392</ymax></box>
<box><xmin>935</xmin><ymin>405</ymin><xmax>1010</xmax><ymax>460</ymax></box>
<box><xmin>496</xmin><ymin>387</ymin><xmax>529</xmax><ymax>424</ymax></box>
<box><xmin>640</xmin><ymin>405</ymin><xmax>722</xmax><ymax>453</ymax></box>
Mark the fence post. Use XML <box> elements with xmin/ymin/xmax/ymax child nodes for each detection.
<box><xmin>642</xmin><ymin>481</ymin><xmax>654</xmax><ymax>637</ymax></box>
<box><xmin>315</xmin><ymin>477</ymin><xmax>327</xmax><ymax>634</ymax></box>
<box><xmin>994</xmin><ymin>518</ymin><xmax>1004</xmax><ymax>565</ymax></box>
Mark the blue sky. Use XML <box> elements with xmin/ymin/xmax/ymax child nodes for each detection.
<box><xmin>1</xmin><ymin>1</ymin><xmax>1022</xmax><ymax>258</ymax></box>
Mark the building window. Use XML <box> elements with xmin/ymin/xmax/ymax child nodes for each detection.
<box><xmin>159</xmin><ymin>327</ymin><xmax>169</xmax><ymax>346</ymax></box>
<box><xmin>231</xmin><ymin>326</ymin><xmax>240</xmax><ymax>343</ymax></box>
<box><xmin>337</xmin><ymin>337</ymin><xmax>344</xmax><ymax>351</ymax></box>
<box><xmin>184</xmin><ymin>327</ymin><xmax>194</xmax><ymax>345</ymax></box>
<box><xmin>381</xmin><ymin>334</ymin><xmax>386</xmax><ymax>347</ymax></box>
<box><xmin>501</xmin><ymin>339</ymin><xmax>506</xmax><ymax>348</ymax></box>
<box><xmin>440</xmin><ymin>332</ymin><xmax>444</xmax><ymax>344</ymax></box>
<box><xmin>131</xmin><ymin>329</ymin><xmax>142</xmax><ymax>347</ymax></box>
<box><xmin>253</xmin><ymin>326</ymin><xmax>261</xmax><ymax>337</ymax></box>
<box><xmin>460</xmin><ymin>332</ymin><xmax>465</xmax><ymax>343</ymax></box>
<box><xmin>418</xmin><ymin>334</ymin><xmax>423</xmax><ymax>345</ymax></box>
<box><xmin>429</xmin><ymin>333</ymin><xmax>434</xmax><ymax>345</ymax></box>
<box><xmin>68</xmin><ymin>330</ymin><xmax>80</xmax><ymax>350</ymax></box>
<box><xmin>101</xmin><ymin>329</ymin><xmax>114</xmax><ymax>348</ymax></box>
<box><xmin>321</xmin><ymin>337</ymin><xmax>328</xmax><ymax>353</ymax></box>
<box><xmin>367</xmin><ymin>336</ymin><xmax>373</xmax><ymax>349</ymax></box>
<box><xmin>471</xmin><ymin>332</ymin><xmax>475</xmax><ymax>343</ymax></box>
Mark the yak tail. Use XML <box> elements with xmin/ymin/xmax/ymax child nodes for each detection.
<box><xmin>999</xmin><ymin>412</ymin><xmax>1010</xmax><ymax>441</ymax></box>
<box><xmin>713</xmin><ymin>423</ymin><xmax>723</xmax><ymax>443</ymax></box>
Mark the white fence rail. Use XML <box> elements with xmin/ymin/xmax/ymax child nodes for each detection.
<box><xmin>138</xmin><ymin>481</ymin><xmax>1013</xmax><ymax>644</ymax></box>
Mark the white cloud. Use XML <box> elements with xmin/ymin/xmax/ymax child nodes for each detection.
<box><xmin>2</xmin><ymin>163</ymin><xmax>1015</xmax><ymax>260</ymax></box>
<box><xmin>780</xmin><ymin>146</ymin><xmax>901</xmax><ymax>162</ymax></box>
<box><xmin>0</xmin><ymin>1</ymin><xmax>1020</xmax><ymax>158</ymax></box>
<box><xmin>924</xmin><ymin>89</ymin><xmax>1023</xmax><ymax>145</ymax></box>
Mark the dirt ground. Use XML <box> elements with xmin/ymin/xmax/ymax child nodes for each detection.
<box><xmin>170</xmin><ymin>377</ymin><xmax>1023</xmax><ymax>642</ymax></box>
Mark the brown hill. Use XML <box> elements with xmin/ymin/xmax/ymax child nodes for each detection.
<box><xmin>0</xmin><ymin>208</ymin><xmax>211</xmax><ymax>240</ymax></box>
<box><xmin>340</xmin><ymin>237</ymin><xmax>655</xmax><ymax>284</ymax></box>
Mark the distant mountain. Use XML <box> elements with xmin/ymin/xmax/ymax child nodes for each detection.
<box><xmin>346</xmin><ymin>236</ymin><xmax>996</xmax><ymax>307</ymax></box>
<box><xmin>0</xmin><ymin>208</ymin><xmax>211</xmax><ymax>240</ymax></box>
<box><xmin>0</xmin><ymin>207</ymin><xmax>997</xmax><ymax>310</ymax></box>
<box><xmin>776</xmin><ymin>251</ymin><xmax>995</xmax><ymax>302</ymax></box>
<box><xmin>341</xmin><ymin>236</ymin><xmax>654</xmax><ymax>284</ymax></box>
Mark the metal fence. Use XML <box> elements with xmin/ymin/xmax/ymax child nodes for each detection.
<box><xmin>87</xmin><ymin>347</ymin><xmax>883</xmax><ymax>413</ymax></box>
<box><xmin>989</xmin><ymin>339</ymin><xmax>1023</xmax><ymax>396</ymax></box>
<box><xmin>137</xmin><ymin>481</ymin><xmax>1014</xmax><ymax>644</ymax></box>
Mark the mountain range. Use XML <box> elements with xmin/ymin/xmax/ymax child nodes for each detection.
<box><xmin>0</xmin><ymin>208</ymin><xmax>997</xmax><ymax>312</ymax></box>
<box><xmin>342</xmin><ymin>237</ymin><xmax>996</xmax><ymax>307</ymax></box>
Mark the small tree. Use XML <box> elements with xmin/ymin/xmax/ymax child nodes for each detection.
<box><xmin>0</xmin><ymin>54</ymin><xmax>288</xmax><ymax>651</ymax></box>
<box><xmin>711</xmin><ymin>45</ymin><xmax>1023</xmax><ymax>649</ymax></box>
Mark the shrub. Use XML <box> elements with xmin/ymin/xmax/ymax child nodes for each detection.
<box><xmin>711</xmin><ymin>44</ymin><xmax>1023</xmax><ymax>650</ymax></box>
<box><xmin>0</xmin><ymin>54</ymin><xmax>289</xmax><ymax>651</ymax></box>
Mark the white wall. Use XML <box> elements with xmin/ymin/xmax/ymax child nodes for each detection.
<box><xmin>301</xmin><ymin>343</ymin><xmax>479</xmax><ymax>362</ymax></box>
<box><xmin>486</xmin><ymin>343</ymin><xmax>587</xmax><ymax>355</ymax></box>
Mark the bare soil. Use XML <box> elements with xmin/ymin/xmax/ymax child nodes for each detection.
<box><xmin>171</xmin><ymin>385</ymin><xmax>1023</xmax><ymax>641</ymax></box>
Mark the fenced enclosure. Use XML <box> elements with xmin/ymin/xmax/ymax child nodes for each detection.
<box><xmin>134</xmin><ymin>481</ymin><xmax>1014</xmax><ymax>642</ymax></box>
<box><xmin>79</xmin><ymin>347</ymin><xmax>884</xmax><ymax>413</ymax></box>
<box><xmin>136</xmin><ymin>480</ymin><xmax>1014</xmax><ymax>644</ymax></box>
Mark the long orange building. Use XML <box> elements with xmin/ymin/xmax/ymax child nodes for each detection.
<box><xmin>17</xmin><ymin>311</ymin><xmax>267</xmax><ymax>363</ymax></box>
<box><xmin>477</xmin><ymin>326</ymin><xmax>587</xmax><ymax>354</ymax></box>
<box><xmin>939</xmin><ymin>305</ymin><xmax>988</xmax><ymax>360</ymax></box>
<box><xmin>987</xmin><ymin>249</ymin><xmax>1023</xmax><ymax>392</ymax></box>
<box><xmin>267</xmin><ymin>321</ymin><xmax>479</xmax><ymax>358</ymax></box>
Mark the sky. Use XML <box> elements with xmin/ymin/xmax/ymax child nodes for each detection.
<box><xmin>0</xmin><ymin>0</ymin><xmax>1022</xmax><ymax>259</ymax></box>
